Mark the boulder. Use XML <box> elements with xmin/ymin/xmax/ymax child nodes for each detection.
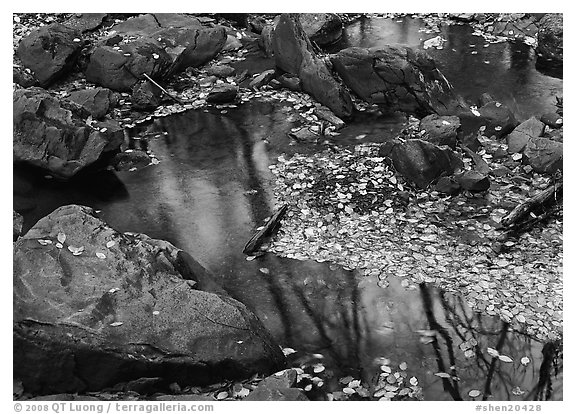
<box><xmin>536</xmin><ymin>14</ymin><xmax>563</xmax><ymax>67</ymax></box>
<box><xmin>434</xmin><ymin>176</ymin><xmax>461</xmax><ymax>195</ymax></box>
<box><xmin>454</xmin><ymin>171</ymin><xmax>490</xmax><ymax>192</ymax></box>
<box><xmin>63</xmin><ymin>13</ymin><xmax>108</xmax><ymax>33</ymax></box>
<box><xmin>13</xmin><ymin>67</ymin><xmax>38</xmax><ymax>88</ymax></box>
<box><xmin>540</xmin><ymin>112</ymin><xmax>563</xmax><ymax>129</ymax></box>
<box><xmin>86</xmin><ymin>41</ymin><xmax>172</xmax><ymax>92</ymax></box>
<box><xmin>315</xmin><ymin>106</ymin><xmax>346</xmax><ymax>130</ymax></box>
<box><xmin>206</xmin><ymin>84</ymin><xmax>238</xmax><ymax>103</ymax></box>
<box><xmin>249</xmin><ymin>69</ymin><xmax>276</xmax><ymax>89</ymax></box>
<box><xmin>13</xmin><ymin>87</ymin><xmax>123</xmax><ymax>179</ymax></box>
<box><xmin>111</xmin><ymin>150</ymin><xmax>151</xmax><ymax>171</ymax></box>
<box><xmin>299</xmin><ymin>13</ymin><xmax>343</xmax><ymax>46</ymax></box>
<box><xmin>205</xmin><ymin>64</ymin><xmax>236</xmax><ymax>78</ymax></box>
<box><xmin>153</xmin><ymin>13</ymin><xmax>202</xmax><ymax>29</ymax></box>
<box><xmin>331</xmin><ymin>46</ymin><xmax>464</xmax><ymax>117</ymax></box>
<box><xmin>14</xmin><ymin>211</ymin><xmax>24</xmax><ymax>241</ymax></box>
<box><xmin>523</xmin><ymin>137</ymin><xmax>562</xmax><ymax>174</ymax></box>
<box><xmin>13</xmin><ymin>205</ymin><xmax>286</xmax><ymax>394</ymax></box>
<box><xmin>222</xmin><ymin>34</ymin><xmax>243</xmax><ymax>52</ymax></box>
<box><xmin>16</xmin><ymin>24</ymin><xmax>82</xmax><ymax>87</ymax></box>
<box><xmin>131</xmin><ymin>80</ymin><xmax>163</xmax><ymax>110</ymax></box>
<box><xmin>506</xmin><ymin>116</ymin><xmax>545</xmax><ymax>153</ymax></box>
<box><xmin>419</xmin><ymin>114</ymin><xmax>461</xmax><ymax>148</ymax></box>
<box><xmin>245</xmin><ymin>369</ymin><xmax>306</xmax><ymax>401</ymax></box>
<box><xmin>276</xmin><ymin>73</ymin><xmax>301</xmax><ymax>91</ymax></box>
<box><xmin>389</xmin><ymin>139</ymin><xmax>463</xmax><ymax>189</ymax></box>
<box><xmin>272</xmin><ymin>14</ymin><xmax>353</xmax><ymax>119</ymax></box>
<box><xmin>110</xmin><ymin>14</ymin><xmax>161</xmax><ymax>36</ymax></box>
<box><xmin>477</xmin><ymin>101</ymin><xmax>519</xmax><ymax>138</ymax></box>
<box><xmin>68</xmin><ymin>87</ymin><xmax>118</xmax><ymax>119</ymax></box>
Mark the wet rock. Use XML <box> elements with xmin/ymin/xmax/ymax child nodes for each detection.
<box><xmin>523</xmin><ymin>137</ymin><xmax>563</xmax><ymax>174</ymax></box>
<box><xmin>13</xmin><ymin>67</ymin><xmax>38</xmax><ymax>88</ymax></box>
<box><xmin>299</xmin><ymin>13</ymin><xmax>343</xmax><ymax>46</ymax></box>
<box><xmin>331</xmin><ymin>46</ymin><xmax>464</xmax><ymax>117</ymax></box>
<box><xmin>86</xmin><ymin>41</ymin><xmax>172</xmax><ymax>92</ymax></box>
<box><xmin>460</xmin><ymin>133</ymin><xmax>482</xmax><ymax>152</ymax></box>
<box><xmin>206</xmin><ymin>84</ymin><xmax>238</xmax><ymax>103</ymax></box>
<box><xmin>153</xmin><ymin>13</ymin><xmax>202</xmax><ymax>29</ymax></box>
<box><xmin>205</xmin><ymin>64</ymin><xmax>236</xmax><ymax>78</ymax></box>
<box><xmin>111</xmin><ymin>150</ymin><xmax>151</xmax><ymax>171</ymax></box>
<box><xmin>245</xmin><ymin>387</ymin><xmax>308</xmax><ymax>401</ymax></box>
<box><xmin>13</xmin><ymin>87</ymin><xmax>123</xmax><ymax>179</ymax></box>
<box><xmin>389</xmin><ymin>139</ymin><xmax>463</xmax><ymax>189</ymax></box>
<box><xmin>198</xmin><ymin>75</ymin><xmax>218</xmax><ymax>87</ymax></box>
<box><xmin>249</xmin><ymin>69</ymin><xmax>276</xmax><ymax>89</ymax></box>
<box><xmin>273</xmin><ymin>14</ymin><xmax>353</xmax><ymax>119</ymax></box>
<box><xmin>110</xmin><ymin>14</ymin><xmax>162</xmax><ymax>36</ymax></box>
<box><xmin>419</xmin><ymin>114</ymin><xmax>461</xmax><ymax>149</ymax></box>
<box><xmin>122</xmin><ymin>377</ymin><xmax>165</xmax><ymax>395</ymax></box>
<box><xmin>248</xmin><ymin>15</ymin><xmax>268</xmax><ymax>34</ymax></box>
<box><xmin>276</xmin><ymin>73</ymin><xmax>301</xmax><ymax>91</ymax></box>
<box><xmin>477</xmin><ymin>101</ymin><xmax>519</xmax><ymax>138</ymax></box>
<box><xmin>540</xmin><ymin>112</ymin><xmax>563</xmax><ymax>129</ymax></box>
<box><xmin>454</xmin><ymin>171</ymin><xmax>490</xmax><ymax>192</ymax></box>
<box><xmin>16</xmin><ymin>24</ymin><xmax>82</xmax><ymax>87</ymax></box>
<box><xmin>434</xmin><ymin>176</ymin><xmax>461</xmax><ymax>195</ymax></box>
<box><xmin>478</xmin><ymin>92</ymin><xmax>496</xmax><ymax>107</ymax></box>
<box><xmin>131</xmin><ymin>80</ymin><xmax>163</xmax><ymax>110</ymax></box>
<box><xmin>68</xmin><ymin>87</ymin><xmax>118</xmax><ymax>119</ymax></box>
<box><xmin>288</xmin><ymin>127</ymin><xmax>319</xmax><ymax>143</ymax></box>
<box><xmin>13</xmin><ymin>205</ymin><xmax>286</xmax><ymax>394</ymax></box>
<box><xmin>63</xmin><ymin>13</ymin><xmax>108</xmax><ymax>33</ymax></box>
<box><xmin>536</xmin><ymin>14</ymin><xmax>563</xmax><ymax>68</ymax></box>
<box><xmin>257</xmin><ymin>369</ymin><xmax>298</xmax><ymax>389</ymax></box>
<box><xmin>14</xmin><ymin>211</ymin><xmax>24</xmax><ymax>241</ymax></box>
<box><xmin>506</xmin><ymin>116</ymin><xmax>545</xmax><ymax>153</ymax></box>
<box><xmin>260</xmin><ymin>18</ymin><xmax>280</xmax><ymax>57</ymax></box>
<box><xmin>315</xmin><ymin>106</ymin><xmax>346</xmax><ymax>130</ymax></box>
<box><xmin>222</xmin><ymin>34</ymin><xmax>243</xmax><ymax>52</ymax></box>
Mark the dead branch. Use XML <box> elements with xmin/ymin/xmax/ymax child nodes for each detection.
<box><xmin>243</xmin><ymin>204</ymin><xmax>288</xmax><ymax>255</ymax></box>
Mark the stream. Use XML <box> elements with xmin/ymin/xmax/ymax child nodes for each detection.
<box><xmin>14</xmin><ymin>17</ymin><xmax>562</xmax><ymax>401</ymax></box>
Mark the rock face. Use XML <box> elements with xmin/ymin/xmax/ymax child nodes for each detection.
<box><xmin>536</xmin><ymin>14</ymin><xmax>563</xmax><ymax>67</ymax></box>
<box><xmin>299</xmin><ymin>13</ymin><xmax>343</xmax><ymax>46</ymax></box>
<box><xmin>389</xmin><ymin>139</ymin><xmax>463</xmax><ymax>189</ymax></box>
<box><xmin>506</xmin><ymin>116</ymin><xmax>545</xmax><ymax>153</ymax></box>
<box><xmin>13</xmin><ymin>87</ymin><xmax>123</xmax><ymax>179</ymax></box>
<box><xmin>16</xmin><ymin>24</ymin><xmax>82</xmax><ymax>87</ymax></box>
<box><xmin>13</xmin><ymin>205</ymin><xmax>286</xmax><ymax>395</ymax></box>
<box><xmin>272</xmin><ymin>13</ymin><xmax>353</xmax><ymax>119</ymax></box>
<box><xmin>523</xmin><ymin>138</ymin><xmax>563</xmax><ymax>174</ymax></box>
<box><xmin>419</xmin><ymin>114</ymin><xmax>461</xmax><ymax>148</ymax></box>
<box><xmin>331</xmin><ymin>46</ymin><xmax>464</xmax><ymax>117</ymax></box>
<box><xmin>68</xmin><ymin>87</ymin><xmax>118</xmax><ymax>119</ymax></box>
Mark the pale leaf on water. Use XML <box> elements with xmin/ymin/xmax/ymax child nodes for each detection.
<box><xmin>110</xmin><ymin>322</ymin><xmax>123</xmax><ymax>327</ymax></box>
<box><xmin>37</xmin><ymin>239</ymin><xmax>53</xmax><ymax>246</ymax></box>
<box><xmin>434</xmin><ymin>372</ymin><xmax>451</xmax><ymax>379</ymax></box>
<box><xmin>96</xmin><ymin>252</ymin><xmax>106</xmax><ymax>259</ymax></box>
<box><xmin>399</xmin><ymin>362</ymin><xmax>408</xmax><ymax>371</ymax></box>
<box><xmin>259</xmin><ymin>268</ymin><xmax>270</xmax><ymax>274</ymax></box>
<box><xmin>56</xmin><ymin>243</ymin><xmax>63</xmax><ymax>249</ymax></box>
<box><xmin>57</xmin><ymin>232</ymin><xmax>66</xmax><ymax>244</ymax></box>
<box><xmin>498</xmin><ymin>355</ymin><xmax>513</xmax><ymax>363</ymax></box>
<box><xmin>282</xmin><ymin>347</ymin><xmax>296</xmax><ymax>356</ymax></box>
<box><xmin>487</xmin><ymin>347</ymin><xmax>500</xmax><ymax>357</ymax></box>
<box><xmin>342</xmin><ymin>387</ymin><xmax>355</xmax><ymax>395</ymax></box>
<box><xmin>313</xmin><ymin>364</ymin><xmax>325</xmax><ymax>373</ymax></box>
<box><xmin>304</xmin><ymin>384</ymin><xmax>313</xmax><ymax>391</ymax></box>
<box><xmin>468</xmin><ymin>390</ymin><xmax>481</xmax><ymax>398</ymax></box>
<box><xmin>520</xmin><ymin>356</ymin><xmax>530</xmax><ymax>366</ymax></box>
<box><xmin>409</xmin><ymin>377</ymin><xmax>418</xmax><ymax>386</ymax></box>
<box><xmin>246</xmin><ymin>255</ymin><xmax>256</xmax><ymax>261</ymax></box>
<box><xmin>106</xmin><ymin>240</ymin><xmax>115</xmax><ymax>248</ymax></box>
<box><xmin>216</xmin><ymin>391</ymin><xmax>228</xmax><ymax>400</ymax></box>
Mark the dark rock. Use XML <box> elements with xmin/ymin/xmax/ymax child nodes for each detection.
<box><xmin>198</xmin><ymin>76</ymin><xmax>218</xmax><ymax>87</ymax></box>
<box><xmin>460</xmin><ymin>133</ymin><xmax>482</xmax><ymax>152</ymax></box>
<box><xmin>477</xmin><ymin>101</ymin><xmax>519</xmax><ymax>138</ymax></box>
<box><xmin>123</xmin><ymin>377</ymin><xmax>165</xmax><ymax>395</ymax></box>
<box><xmin>13</xmin><ymin>87</ymin><xmax>123</xmax><ymax>179</ymax></box>
<box><xmin>546</xmin><ymin>128</ymin><xmax>563</xmax><ymax>143</ymax></box>
<box><xmin>276</xmin><ymin>73</ymin><xmax>301</xmax><ymax>91</ymax></box>
<box><xmin>245</xmin><ymin>387</ymin><xmax>308</xmax><ymax>401</ymax></box>
<box><xmin>206</xmin><ymin>84</ymin><xmax>238</xmax><ymax>103</ymax></box>
<box><xmin>273</xmin><ymin>14</ymin><xmax>353</xmax><ymax>119</ymax></box>
<box><xmin>434</xmin><ymin>176</ymin><xmax>461</xmax><ymax>195</ymax></box>
<box><xmin>258</xmin><ymin>369</ymin><xmax>298</xmax><ymax>389</ymax></box>
<box><xmin>454</xmin><ymin>171</ymin><xmax>490</xmax><ymax>192</ymax></box>
<box><xmin>13</xmin><ymin>205</ymin><xmax>286</xmax><ymax>394</ymax></box>
<box><xmin>389</xmin><ymin>139</ymin><xmax>463</xmax><ymax>189</ymax></box>
<box><xmin>155</xmin><ymin>395</ymin><xmax>215</xmax><ymax>401</ymax></box>
<box><xmin>536</xmin><ymin>14</ymin><xmax>563</xmax><ymax>67</ymax></box>
<box><xmin>153</xmin><ymin>13</ymin><xmax>201</xmax><ymax>29</ymax></box>
<box><xmin>131</xmin><ymin>80</ymin><xmax>163</xmax><ymax>110</ymax></box>
<box><xmin>86</xmin><ymin>41</ymin><xmax>172</xmax><ymax>92</ymax></box>
<box><xmin>16</xmin><ymin>24</ymin><xmax>82</xmax><ymax>87</ymax></box>
<box><xmin>523</xmin><ymin>137</ymin><xmax>563</xmax><ymax>174</ymax></box>
<box><xmin>205</xmin><ymin>64</ymin><xmax>236</xmax><ymax>78</ymax></box>
<box><xmin>13</xmin><ymin>67</ymin><xmax>38</xmax><ymax>88</ymax></box>
<box><xmin>110</xmin><ymin>14</ymin><xmax>161</xmax><ymax>36</ymax></box>
<box><xmin>299</xmin><ymin>13</ymin><xmax>343</xmax><ymax>46</ymax></box>
<box><xmin>288</xmin><ymin>127</ymin><xmax>318</xmax><ymax>142</ymax></box>
<box><xmin>222</xmin><ymin>34</ymin><xmax>243</xmax><ymax>52</ymax></box>
<box><xmin>28</xmin><ymin>394</ymin><xmax>100</xmax><ymax>401</ymax></box>
<box><xmin>540</xmin><ymin>112</ymin><xmax>563</xmax><ymax>129</ymax></box>
<box><xmin>111</xmin><ymin>150</ymin><xmax>151</xmax><ymax>171</ymax></box>
<box><xmin>315</xmin><ymin>106</ymin><xmax>346</xmax><ymax>130</ymax></box>
<box><xmin>14</xmin><ymin>211</ymin><xmax>24</xmax><ymax>241</ymax></box>
<box><xmin>260</xmin><ymin>19</ymin><xmax>279</xmax><ymax>57</ymax></box>
<box><xmin>419</xmin><ymin>114</ymin><xmax>461</xmax><ymax>149</ymax></box>
<box><xmin>331</xmin><ymin>46</ymin><xmax>465</xmax><ymax>117</ymax></box>
<box><xmin>63</xmin><ymin>13</ymin><xmax>108</xmax><ymax>33</ymax></box>
<box><xmin>506</xmin><ymin>116</ymin><xmax>545</xmax><ymax>153</ymax></box>
<box><xmin>68</xmin><ymin>87</ymin><xmax>118</xmax><ymax>119</ymax></box>
<box><xmin>248</xmin><ymin>15</ymin><xmax>268</xmax><ymax>34</ymax></box>
<box><xmin>249</xmin><ymin>69</ymin><xmax>276</xmax><ymax>89</ymax></box>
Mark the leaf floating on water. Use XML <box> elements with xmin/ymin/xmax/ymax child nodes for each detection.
<box><xmin>57</xmin><ymin>232</ymin><xmax>66</xmax><ymax>244</ymax></box>
<box><xmin>96</xmin><ymin>252</ymin><xmax>106</xmax><ymax>259</ymax></box>
<box><xmin>304</xmin><ymin>384</ymin><xmax>313</xmax><ymax>391</ymax></box>
<box><xmin>152</xmin><ymin>311</ymin><xmax>160</xmax><ymax>316</ymax></box>
<box><xmin>339</xmin><ymin>376</ymin><xmax>354</xmax><ymax>385</ymax></box>
<box><xmin>68</xmin><ymin>246</ymin><xmax>85</xmax><ymax>256</ymax></box>
<box><xmin>468</xmin><ymin>390</ymin><xmax>482</xmax><ymax>398</ymax></box>
<box><xmin>37</xmin><ymin>239</ymin><xmax>53</xmax><ymax>246</ymax></box>
<box><xmin>520</xmin><ymin>356</ymin><xmax>530</xmax><ymax>366</ymax></box>
<box><xmin>409</xmin><ymin>377</ymin><xmax>419</xmax><ymax>387</ymax></box>
<box><xmin>512</xmin><ymin>153</ymin><xmax>523</xmax><ymax>161</ymax></box>
<box><xmin>399</xmin><ymin>362</ymin><xmax>408</xmax><ymax>371</ymax></box>
<box><xmin>313</xmin><ymin>364</ymin><xmax>325</xmax><ymax>373</ymax></box>
<box><xmin>110</xmin><ymin>321</ymin><xmax>123</xmax><ymax>327</ymax></box>
<box><xmin>348</xmin><ymin>379</ymin><xmax>361</xmax><ymax>388</ymax></box>
<box><xmin>259</xmin><ymin>267</ymin><xmax>270</xmax><ymax>274</ymax></box>
<box><xmin>216</xmin><ymin>391</ymin><xmax>228</xmax><ymax>400</ymax></box>
<box><xmin>498</xmin><ymin>355</ymin><xmax>513</xmax><ymax>363</ymax></box>
<box><xmin>237</xmin><ymin>387</ymin><xmax>250</xmax><ymax>398</ymax></box>
<box><xmin>487</xmin><ymin>347</ymin><xmax>500</xmax><ymax>358</ymax></box>
<box><xmin>245</xmin><ymin>255</ymin><xmax>256</xmax><ymax>261</ymax></box>
<box><xmin>106</xmin><ymin>240</ymin><xmax>116</xmax><ymax>248</ymax></box>
<box><xmin>434</xmin><ymin>372</ymin><xmax>451</xmax><ymax>379</ymax></box>
<box><xmin>108</xmin><ymin>287</ymin><xmax>120</xmax><ymax>293</ymax></box>
<box><xmin>380</xmin><ymin>365</ymin><xmax>392</xmax><ymax>374</ymax></box>
<box><xmin>56</xmin><ymin>243</ymin><xmax>63</xmax><ymax>249</ymax></box>
<box><xmin>512</xmin><ymin>386</ymin><xmax>525</xmax><ymax>396</ymax></box>
<box><xmin>281</xmin><ymin>347</ymin><xmax>296</xmax><ymax>356</ymax></box>
<box><xmin>342</xmin><ymin>387</ymin><xmax>355</xmax><ymax>395</ymax></box>
<box><xmin>464</xmin><ymin>350</ymin><xmax>475</xmax><ymax>358</ymax></box>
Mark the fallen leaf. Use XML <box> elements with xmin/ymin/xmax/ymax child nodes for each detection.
<box><xmin>57</xmin><ymin>232</ymin><xmax>66</xmax><ymax>244</ymax></box>
<box><xmin>106</xmin><ymin>240</ymin><xmax>116</xmax><ymax>248</ymax></box>
<box><xmin>96</xmin><ymin>252</ymin><xmax>106</xmax><ymax>259</ymax></box>
<box><xmin>468</xmin><ymin>390</ymin><xmax>481</xmax><ymax>398</ymax></box>
<box><xmin>487</xmin><ymin>347</ymin><xmax>500</xmax><ymax>358</ymax></box>
<box><xmin>520</xmin><ymin>356</ymin><xmax>530</xmax><ymax>366</ymax></box>
<box><xmin>110</xmin><ymin>322</ymin><xmax>123</xmax><ymax>327</ymax></box>
<box><xmin>37</xmin><ymin>239</ymin><xmax>53</xmax><ymax>246</ymax></box>
<box><xmin>498</xmin><ymin>355</ymin><xmax>513</xmax><ymax>363</ymax></box>
<box><xmin>434</xmin><ymin>372</ymin><xmax>451</xmax><ymax>379</ymax></box>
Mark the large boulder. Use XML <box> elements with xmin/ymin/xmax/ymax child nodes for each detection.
<box><xmin>419</xmin><ymin>114</ymin><xmax>461</xmax><ymax>149</ymax></box>
<box><xmin>13</xmin><ymin>87</ymin><xmax>123</xmax><ymax>179</ymax></box>
<box><xmin>13</xmin><ymin>205</ymin><xmax>286</xmax><ymax>395</ymax></box>
<box><xmin>68</xmin><ymin>87</ymin><xmax>118</xmax><ymax>119</ymax></box>
<box><xmin>388</xmin><ymin>139</ymin><xmax>463</xmax><ymax>189</ymax></box>
<box><xmin>299</xmin><ymin>13</ymin><xmax>343</xmax><ymax>46</ymax></box>
<box><xmin>62</xmin><ymin>13</ymin><xmax>108</xmax><ymax>33</ymax></box>
<box><xmin>16</xmin><ymin>24</ymin><xmax>82</xmax><ymax>87</ymax></box>
<box><xmin>506</xmin><ymin>116</ymin><xmax>545</xmax><ymax>153</ymax></box>
<box><xmin>331</xmin><ymin>46</ymin><xmax>464</xmax><ymax>117</ymax></box>
<box><xmin>536</xmin><ymin>14</ymin><xmax>563</xmax><ymax>68</ymax></box>
<box><xmin>272</xmin><ymin>13</ymin><xmax>353</xmax><ymax>119</ymax></box>
<box><xmin>206</xmin><ymin>84</ymin><xmax>238</xmax><ymax>103</ymax></box>
<box><xmin>476</xmin><ymin>100</ymin><xmax>519</xmax><ymax>138</ymax></box>
<box><xmin>523</xmin><ymin>137</ymin><xmax>563</xmax><ymax>174</ymax></box>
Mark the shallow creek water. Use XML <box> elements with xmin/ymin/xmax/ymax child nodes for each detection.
<box><xmin>14</xmin><ymin>17</ymin><xmax>562</xmax><ymax>400</ymax></box>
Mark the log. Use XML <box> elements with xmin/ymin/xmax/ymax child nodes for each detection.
<box><xmin>243</xmin><ymin>204</ymin><xmax>288</xmax><ymax>255</ymax></box>
<box><xmin>500</xmin><ymin>182</ymin><xmax>562</xmax><ymax>228</ymax></box>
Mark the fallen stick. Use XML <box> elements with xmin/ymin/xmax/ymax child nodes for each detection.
<box><xmin>501</xmin><ymin>182</ymin><xmax>562</xmax><ymax>228</ymax></box>
<box><xmin>243</xmin><ymin>204</ymin><xmax>288</xmax><ymax>255</ymax></box>
<box><xmin>142</xmin><ymin>73</ymin><xmax>185</xmax><ymax>106</ymax></box>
